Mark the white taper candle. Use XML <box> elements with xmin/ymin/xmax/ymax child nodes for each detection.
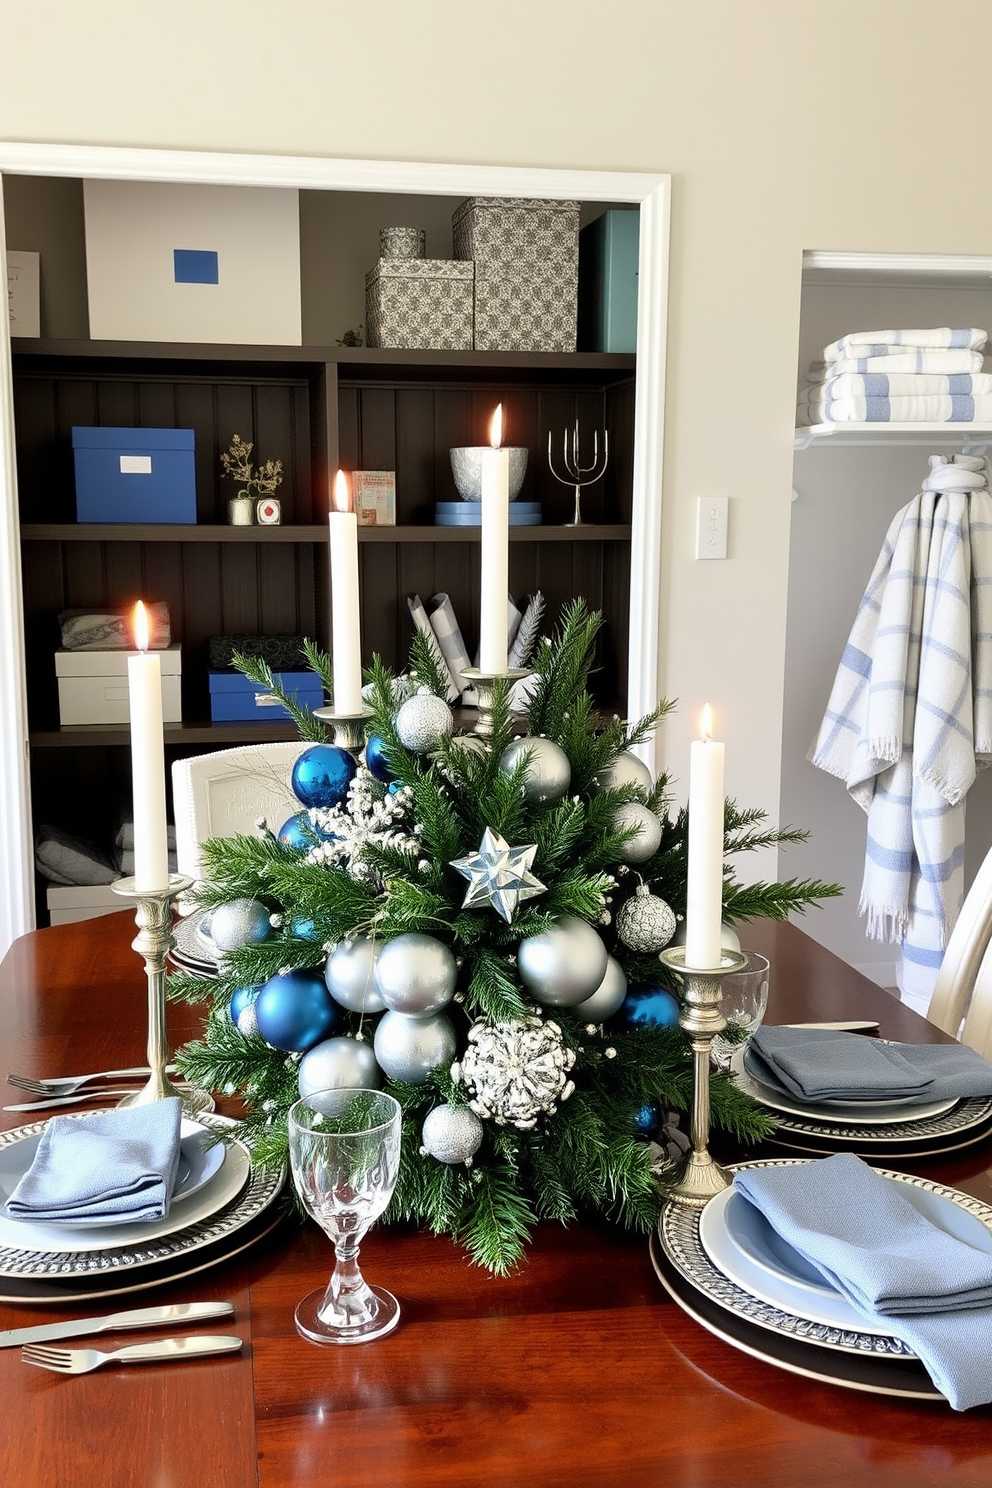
<box><xmin>329</xmin><ymin>469</ymin><xmax>363</xmax><ymax>714</ymax></box>
<box><xmin>479</xmin><ymin>404</ymin><xmax>510</xmax><ymax>674</ymax></box>
<box><xmin>684</xmin><ymin>704</ymin><xmax>726</xmax><ymax>969</ymax></box>
<box><xmin>128</xmin><ymin>601</ymin><xmax>170</xmax><ymax>893</ymax></box>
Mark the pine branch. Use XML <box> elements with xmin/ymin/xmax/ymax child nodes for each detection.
<box><xmin>722</xmin><ymin>877</ymin><xmax>844</xmax><ymax>922</ymax></box>
<box><xmin>301</xmin><ymin>637</ymin><xmax>333</xmax><ymax>695</ymax></box>
<box><xmin>230</xmin><ymin>649</ymin><xmax>327</xmax><ymax>741</ymax></box>
<box><xmin>457</xmin><ymin>1160</ymin><xmax>535</xmax><ymax>1275</ymax></box>
<box><xmin>408</xmin><ymin>627</ymin><xmax>453</xmax><ymax>700</ymax></box>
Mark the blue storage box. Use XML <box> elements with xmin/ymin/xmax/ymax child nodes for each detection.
<box><xmin>578</xmin><ymin>210</ymin><xmax>639</xmax><ymax>353</ymax></box>
<box><xmin>72</xmin><ymin>426</ymin><xmax>197</xmax><ymax>524</ymax></box>
<box><xmin>208</xmin><ymin>669</ymin><xmax>324</xmax><ymax>722</ymax></box>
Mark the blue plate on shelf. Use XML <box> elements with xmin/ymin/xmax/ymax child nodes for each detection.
<box><xmin>434</xmin><ymin>501</ymin><xmax>542</xmax><ymax>526</ymax></box>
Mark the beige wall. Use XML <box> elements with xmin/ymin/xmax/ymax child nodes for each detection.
<box><xmin>3</xmin><ymin>0</ymin><xmax>991</xmax><ymax>905</ymax></box>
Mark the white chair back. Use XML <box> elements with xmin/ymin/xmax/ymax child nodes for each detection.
<box><xmin>927</xmin><ymin>840</ymin><xmax>992</xmax><ymax>1035</ymax></box>
<box><xmin>172</xmin><ymin>741</ymin><xmax>308</xmax><ymax>892</ymax></box>
<box><xmin>961</xmin><ymin>934</ymin><xmax>992</xmax><ymax>1059</ymax></box>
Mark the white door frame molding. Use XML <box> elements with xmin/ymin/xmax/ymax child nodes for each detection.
<box><xmin>0</xmin><ymin>143</ymin><xmax>670</xmax><ymax>951</ymax></box>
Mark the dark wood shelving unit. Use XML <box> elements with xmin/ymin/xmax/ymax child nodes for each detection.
<box><xmin>13</xmin><ymin>335</ymin><xmax>636</xmax><ymax>918</ymax></box>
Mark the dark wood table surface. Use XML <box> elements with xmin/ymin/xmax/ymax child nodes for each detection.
<box><xmin>1</xmin><ymin>912</ymin><xmax>991</xmax><ymax>1488</ymax></box>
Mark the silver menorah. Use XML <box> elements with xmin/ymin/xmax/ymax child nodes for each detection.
<box><xmin>547</xmin><ymin>422</ymin><xmax>610</xmax><ymax>527</ymax></box>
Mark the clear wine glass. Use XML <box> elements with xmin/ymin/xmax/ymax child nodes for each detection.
<box><xmin>711</xmin><ymin>953</ymin><xmax>770</xmax><ymax>1071</ymax></box>
<box><xmin>288</xmin><ymin>1088</ymin><xmax>402</xmax><ymax>1345</ymax></box>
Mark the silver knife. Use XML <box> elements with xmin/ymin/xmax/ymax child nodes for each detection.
<box><xmin>3</xmin><ymin>1089</ymin><xmax>141</xmax><ymax>1112</ymax></box>
<box><xmin>0</xmin><ymin>1300</ymin><xmax>235</xmax><ymax>1349</ymax></box>
<box><xmin>785</xmin><ymin>1020</ymin><xmax>880</xmax><ymax>1033</ymax></box>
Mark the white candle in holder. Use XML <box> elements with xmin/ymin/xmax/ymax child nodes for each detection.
<box><xmin>329</xmin><ymin>469</ymin><xmax>363</xmax><ymax>713</ymax></box>
<box><xmin>128</xmin><ymin>601</ymin><xmax>170</xmax><ymax>893</ymax></box>
<box><xmin>479</xmin><ymin>404</ymin><xmax>510</xmax><ymax>674</ymax></box>
<box><xmin>685</xmin><ymin>704</ymin><xmax>725</xmax><ymax>969</ymax></box>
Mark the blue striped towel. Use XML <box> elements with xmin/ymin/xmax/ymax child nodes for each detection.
<box><xmin>799</xmin><ymin>391</ymin><xmax>992</xmax><ymax>426</ymax></box>
<box><xmin>803</xmin><ymin>373</ymin><xmax>992</xmax><ymax>398</ymax></box>
<box><xmin>823</xmin><ymin>328</ymin><xmax>987</xmax><ymax>360</ymax></box>
<box><xmin>810</xmin><ymin>350</ymin><xmax>986</xmax><ymax>378</ymax></box>
<box><xmin>809</xmin><ymin>457</ymin><xmax>992</xmax><ymax>1002</ymax></box>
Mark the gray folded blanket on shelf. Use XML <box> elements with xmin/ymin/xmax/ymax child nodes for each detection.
<box><xmin>34</xmin><ymin>825</ymin><xmax>118</xmax><ymax>886</ymax></box>
<box><xmin>59</xmin><ymin>602</ymin><xmax>171</xmax><ymax>651</ymax></box>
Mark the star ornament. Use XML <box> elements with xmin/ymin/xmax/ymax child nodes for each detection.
<box><xmin>450</xmin><ymin>827</ymin><xmax>547</xmax><ymax>924</ymax></box>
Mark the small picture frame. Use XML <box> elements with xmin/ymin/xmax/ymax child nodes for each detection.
<box><xmin>354</xmin><ymin>471</ymin><xmax>396</xmax><ymax>526</ymax></box>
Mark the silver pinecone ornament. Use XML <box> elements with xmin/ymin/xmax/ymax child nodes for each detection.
<box><xmin>451</xmin><ymin>1017</ymin><xmax>576</xmax><ymax>1130</ymax></box>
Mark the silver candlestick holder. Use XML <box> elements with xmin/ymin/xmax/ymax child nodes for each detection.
<box><xmin>460</xmin><ymin>667</ymin><xmax>532</xmax><ymax>736</ymax></box>
<box><xmin>657</xmin><ymin>943</ymin><xmax>748</xmax><ymax>1207</ymax></box>
<box><xmin>312</xmin><ymin>704</ymin><xmax>374</xmax><ymax>752</ymax></box>
<box><xmin>111</xmin><ymin>874</ymin><xmax>213</xmax><ymax>1116</ymax></box>
<box><xmin>547</xmin><ymin>421</ymin><xmax>609</xmax><ymax>527</ymax></box>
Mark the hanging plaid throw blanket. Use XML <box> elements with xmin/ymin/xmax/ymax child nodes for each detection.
<box><xmin>809</xmin><ymin>454</ymin><xmax>992</xmax><ymax>1004</ymax></box>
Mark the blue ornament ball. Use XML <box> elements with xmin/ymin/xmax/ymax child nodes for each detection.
<box><xmin>633</xmin><ymin>1101</ymin><xmax>664</xmax><ymax>1138</ymax></box>
<box><xmin>278</xmin><ymin>812</ymin><xmax>316</xmax><ymax>850</ymax></box>
<box><xmin>291</xmin><ymin>745</ymin><xmax>357</xmax><ymax>810</ymax></box>
<box><xmin>364</xmin><ymin>734</ymin><xmax>397</xmax><ymax>783</ymax></box>
<box><xmin>618</xmin><ymin>984</ymin><xmax>681</xmax><ymax>1031</ymax></box>
<box><xmin>290</xmin><ymin>916</ymin><xmax>320</xmax><ymax>942</ymax></box>
<box><xmin>254</xmin><ymin>968</ymin><xmax>339</xmax><ymax>1053</ymax></box>
<box><xmin>229</xmin><ymin>984</ymin><xmax>260</xmax><ymax>1023</ymax></box>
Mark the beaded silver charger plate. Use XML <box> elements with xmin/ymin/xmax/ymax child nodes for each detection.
<box><xmin>0</xmin><ymin>1113</ymin><xmax>285</xmax><ymax>1280</ymax></box>
<box><xmin>655</xmin><ymin>1159</ymin><xmax>992</xmax><ymax>1363</ymax></box>
<box><xmin>764</xmin><ymin>1095</ymin><xmax>992</xmax><ymax>1152</ymax></box>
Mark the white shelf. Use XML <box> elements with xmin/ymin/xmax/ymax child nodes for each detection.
<box><xmin>795</xmin><ymin>422</ymin><xmax>992</xmax><ymax>451</ymax></box>
<box><xmin>802</xmin><ymin>251</ymin><xmax>992</xmax><ymax>287</ymax></box>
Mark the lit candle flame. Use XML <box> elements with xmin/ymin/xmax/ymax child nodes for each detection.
<box><xmin>133</xmin><ymin>600</ymin><xmax>150</xmax><ymax>653</ymax></box>
<box><xmin>699</xmin><ymin>703</ymin><xmax>714</xmax><ymax>741</ymax></box>
<box><xmin>489</xmin><ymin>404</ymin><xmax>503</xmax><ymax>449</ymax></box>
<box><xmin>332</xmin><ymin>469</ymin><xmax>353</xmax><ymax>514</ymax></box>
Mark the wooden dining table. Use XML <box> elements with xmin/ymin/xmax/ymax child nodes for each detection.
<box><xmin>1</xmin><ymin>911</ymin><xmax>991</xmax><ymax>1488</ymax></box>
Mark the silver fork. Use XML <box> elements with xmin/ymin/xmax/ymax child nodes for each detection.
<box><xmin>21</xmin><ymin>1334</ymin><xmax>242</xmax><ymax>1374</ymax></box>
<box><xmin>8</xmin><ymin>1065</ymin><xmax>178</xmax><ymax>1096</ymax></box>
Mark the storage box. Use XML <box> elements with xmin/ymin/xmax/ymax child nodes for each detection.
<box><xmin>46</xmin><ymin>885</ymin><xmax>122</xmax><ymax>926</ymax></box>
<box><xmin>452</xmin><ymin>197</ymin><xmax>579</xmax><ymax>352</ymax></box>
<box><xmin>56</xmin><ymin>645</ymin><xmax>183</xmax><ymax>725</ymax></box>
<box><xmin>354</xmin><ymin>471</ymin><xmax>396</xmax><ymax>526</ymax></box>
<box><xmin>578</xmin><ymin>209</ymin><xmax>639</xmax><ymax>353</ymax></box>
<box><xmin>72</xmin><ymin>426</ymin><xmax>197</xmax><ymax>524</ymax></box>
<box><xmin>365</xmin><ymin>259</ymin><xmax>474</xmax><ymax>350</ymax></box>
<box><xmin>208</xmin><ymin>669</ymin><xmax>324</xmax><ymax>722</ymax></box>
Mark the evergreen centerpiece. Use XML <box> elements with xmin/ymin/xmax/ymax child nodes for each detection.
<box><xmin>172</xmin><ymin>603</ymin><xmax>839</xmax><ymax>1273</ymax></box>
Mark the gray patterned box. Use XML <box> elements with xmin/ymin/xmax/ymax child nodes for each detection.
<box><xmin>365</xmin><ymin>258</ymin><xmax>474</xmax><ymax>350</ymax></box>
<box><xmin>452</xmin><ymin>197</ymin><xmax>580</xmax><ymax>352</ymax></box>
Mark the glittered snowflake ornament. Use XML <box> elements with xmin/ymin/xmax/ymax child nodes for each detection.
<box><xmin>452</xmin><ymin>1017</ymin><xmax>576</xmax><ymax>1129</ymax></box>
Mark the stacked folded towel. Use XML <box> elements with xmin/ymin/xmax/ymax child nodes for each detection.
<box><xmin>799</xmin><ymin>327</ymin><xmax>991</xmax><ymax>425</ymax></box>
<box><xmin>735</xmin><ymin>1154</ymin><xmax>992</xmax><ymax>1409</ymax></box>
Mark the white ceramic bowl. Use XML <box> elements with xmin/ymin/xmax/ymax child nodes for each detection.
<box><xmin>449</xmin><ymin>446</ymin><xmax>529</xmax><ymax>502</ymax></box>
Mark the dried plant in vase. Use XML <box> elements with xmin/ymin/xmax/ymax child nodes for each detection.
<box><xmin>220</xmin><ymin>434</ymin><xmax>284</xmax><ymax>502</ymax></box>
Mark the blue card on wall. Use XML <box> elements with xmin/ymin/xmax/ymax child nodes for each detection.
<box><xmin>173</xmin><ymin>249</ymin><xmax>219</xmax><ymax>285</ymax></box>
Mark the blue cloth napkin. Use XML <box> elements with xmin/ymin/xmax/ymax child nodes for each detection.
<box><xmin>747</xmin><ymin>1025</ymin><xmax>992</xmax><ymax>1103</ymax></box>
<box><xmin>3</xmin><ymin>1097</ymin><xmax>182</xmax><ymax>1226</ymax></box>
<box><xmin>734</xmin><ymin>1154</ymin><xmax>992</xmax><ymax>1409</ymax></box>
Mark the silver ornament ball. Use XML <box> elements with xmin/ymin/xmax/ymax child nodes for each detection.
<box><xmin>499</xmin><ymin>736</ymin><xmax>571</xmax><ymax>803</ymax></box>
<box><xmin>236</xmin><ymin>1003</ymin><xmax>260</xmax><ymax>1039</ymax></box>
<box><xmin>612</xmin><ymin>801</ymin><xmax>663</xmax><ymax>864</ymax></box>
<box><xmin>615</xmin><ymin>888</ymin><xmax>677</xmax><ymax>953</ymax></box>
<box><xmin>324</xmin><ymin>935</ymin><xmax>386</xmax><ymax>1013</ymax></box>
<box><xmin>573</xmin><ymin>955</ymin><xmax>628</xmax><ymax>1023</ymax></box>
<box><xmin>374</xmin><ymin>932</ymin><xmax>457</xmax><ymax>1017</ymax></box>
<box><xmin>373</xmin><ymin>1010</ymin><xmax>457</xmax><ymax>1084</ymax></box>
<box><xmin>421</xmin><ymin>1104</ymin><xmax>484</xmax><ymax>1165</ymax></box>
<box><xmin>211</xmin><ymin>897</ymin><xmax>272</xmax><ymax>952</ymax></box>
<box><xmin>298</xmin><ymin>1036</ymin><xmax>382</xmax><ymax>1097</ymax></box>
<box><xmin>594</xmin><ymin>750</ymin><xmax>653</xmax><ymax>794</ymax></box>
<box><xmin>517</xmin><ymin>915</ymin><xmax>609</xmax><ymax>1006</ymax></box>
<box><xmin>395</xmin><ymin>688</ymin><xmax>454</xmax><ymax>754</ymax></box>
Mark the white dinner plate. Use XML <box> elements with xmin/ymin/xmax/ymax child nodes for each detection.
<box><xmin>0</xmin><ymin>1119</ymin><xmax>247</xmax><ymax>1254</ymax></box>
<box><xmin>698</xmin><ymin>1180</ymin><xmax>992</xmax><ymax>1341</ymax></box>
<box><xmin>732</xmin><ymin>1046</ymin><xmax>956</xmax><ymax>1125</ymax></box>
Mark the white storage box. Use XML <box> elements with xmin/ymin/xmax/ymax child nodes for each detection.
<box><xmin>46</xmin><ymin>885</ymin><xmax>122</xmax><ymax>926</ymax></box>
<box><xmin>55</xmin><ymin>645</ymin><xmax>182</xmax><ymax>726</ymax></box>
